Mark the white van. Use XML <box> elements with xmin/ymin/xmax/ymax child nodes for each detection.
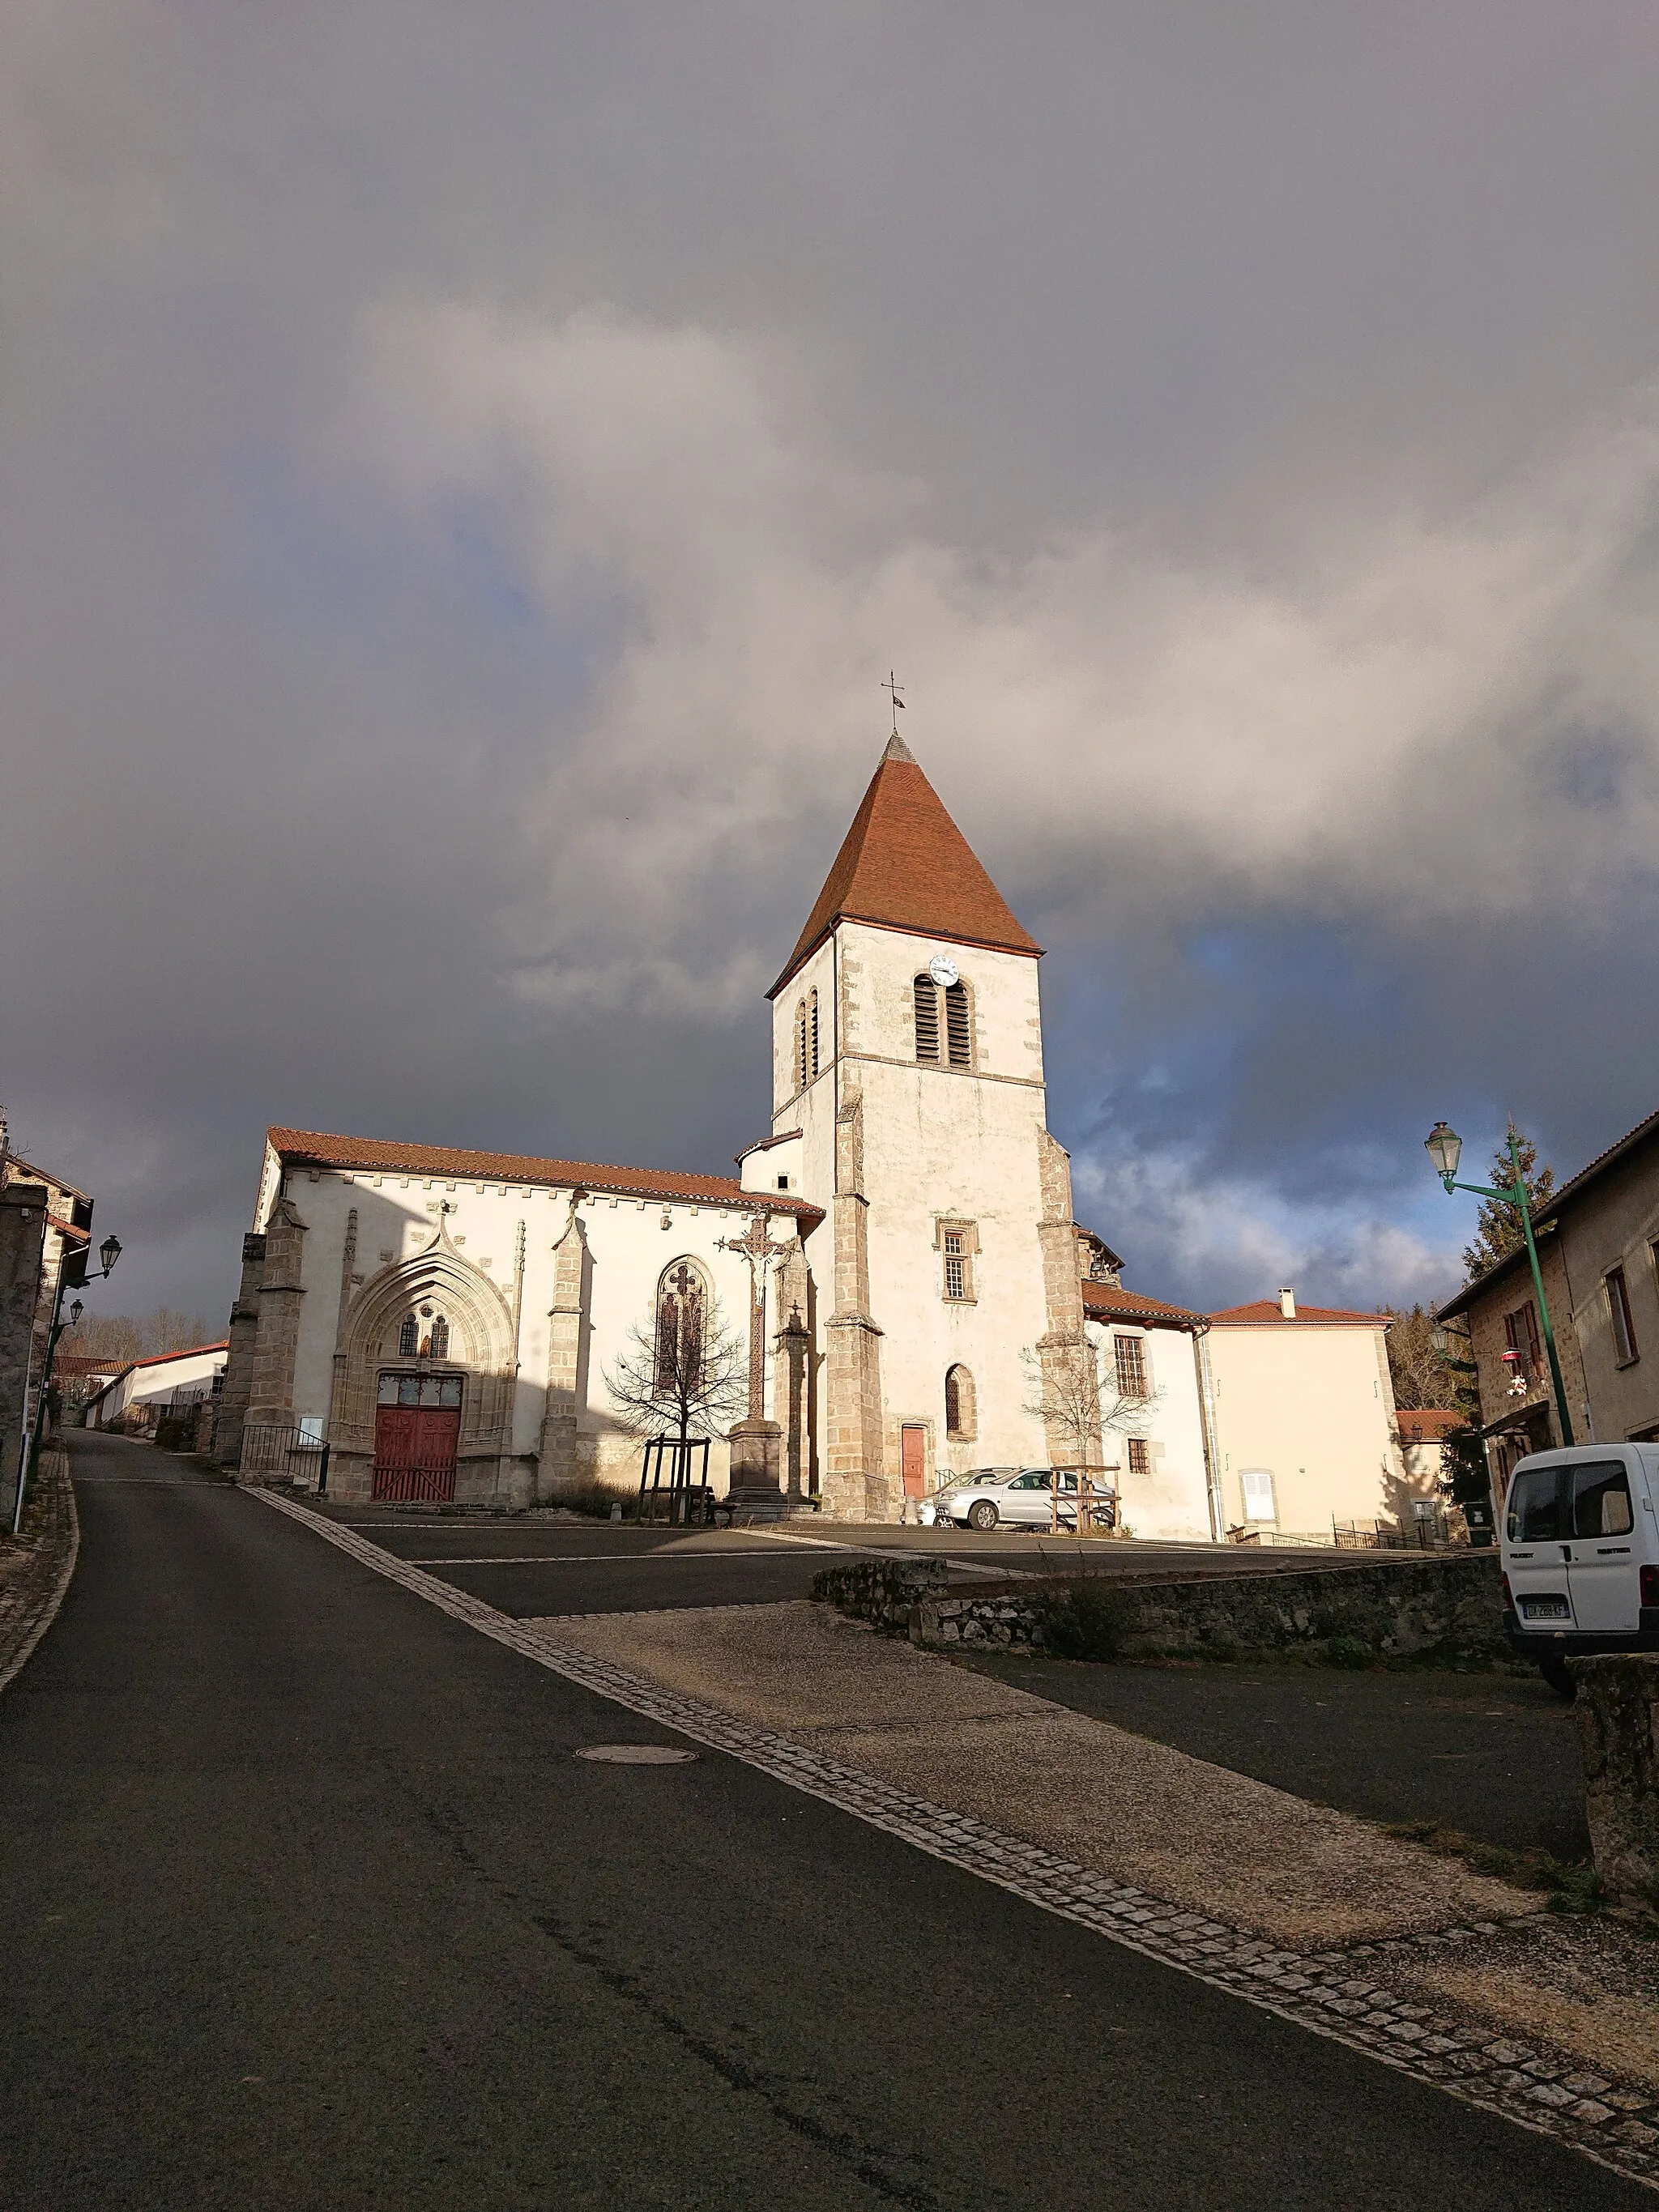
<box><xmin>1499</xmin><ymin>1444</ymin><xmax>1659</xmax><ymax>1690</ymax></box>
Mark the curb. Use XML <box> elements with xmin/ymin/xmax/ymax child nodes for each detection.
<box><xmin>0</xmin><ymin>1446</ymin><xmax>81</xmax><ymax>1696</ymax></box>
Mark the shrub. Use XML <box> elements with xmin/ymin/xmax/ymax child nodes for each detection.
<box><xmin>1031</xmin><ymin>1576</ymin><xmax>1129</xmax><ymax>1662</ymax></box>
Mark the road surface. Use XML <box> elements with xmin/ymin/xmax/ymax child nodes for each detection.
<box><xmin>0</xmin><ymin>1431</ymin><xmax>1640</xmax><ymax>2210</ymax></box>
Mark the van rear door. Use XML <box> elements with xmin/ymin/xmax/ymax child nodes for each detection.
<box><xmin>1564</xmin><ymin>1453</ymin><xmax>1644</xmax><ymax>1633</ymax></box>
<box><xmin>1503</xmin><ymin>1460</ymin><xmax>1575</xmax><ymax>1631</ymax></box>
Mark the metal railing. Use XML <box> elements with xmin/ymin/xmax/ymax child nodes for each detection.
<box><xmin>239</xmin><ymin>1423</ymin><xmax>330</xmax><ymax>1491</ymax></box>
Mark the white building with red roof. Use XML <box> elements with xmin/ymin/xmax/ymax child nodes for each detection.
<box><xmin>1202</xmin><ymin>1289</ymin><xmax>1410</xmax><ymax>1541</ymax></box>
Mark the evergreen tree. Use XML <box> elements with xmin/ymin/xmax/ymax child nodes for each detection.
<box><xmin>1461</xmin><ymin>1125</ymin><xmax>1555</xmax><ymax>1280</ymax></box>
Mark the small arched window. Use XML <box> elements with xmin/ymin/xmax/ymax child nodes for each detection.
<box><xmin>398</xmin><ymin>1313</ymin><xmax>419</xmax><ymax>1357</ymax></box>
<box><xmin>945</xmin><ymin>1364</ymin><xmax>977</xmax><ymax>1443</ymax></box>
<box><xmin>794</xmin><ymin>999</ymin><xmax>808</xmax><ymax>1093</ymax></box>
<box><xmin>656</xmin><ymin>1259</ymin><xmax>707</xmax><ymax>1393</ymax></box>
<box><xmin>945</xmin><ymin>980</ymin><xmax>971</xmax><ymax>1067</ymax></box>
<box><xmin>808</xmin><ymin>987</ymin><xmax>820</xmax><ymax>1077</ymax></box>
<box><xmin>913</xmin><ymin>974</ymin><xmax>940</xmax><ymax>1062</ymax></box>
<box><xmin>429</xmin><ymin>1315</ymin><xmax>450</xmax><ymax>1360</ymax></box>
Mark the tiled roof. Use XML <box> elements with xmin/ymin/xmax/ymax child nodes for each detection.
<box><xmin>1397</xmin><ymin>1409</ymin><xmax>1464</xmax><ymax>1442</ymax></box>
<box><xmin>267</xmin><ymin>1127</ymin><xmax>824</xmax><ymax>1221</ymax></box>
<box><xmin>53</xmin><ymin>1353</ymin><xmax>133</xmax><ymax>1376</ymax></box>
<box><xmin>1081</xmin><ymin>1280</ymin><xmax>1206</xmax><ymax>1330</ymax></box>
<box><xmin>124</xmin><ymin>1341</ymin><xmax>229</xmax><ymax>1369</ymax></box>
<box><xmin>770</xmin><ymin>735</ymin><xmax>1041</xmax><ymax>996</ymax></box>
<box><xmin>1207</xmin><ymin>1300</ymin><xmax>1388</xmax><ymax>1328</ymax></box>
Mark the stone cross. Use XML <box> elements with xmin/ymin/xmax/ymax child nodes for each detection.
<box><xmin>718</xmin><ymin>1213</ymin><xmax>796</xmax><ymax>1421</ymax></box>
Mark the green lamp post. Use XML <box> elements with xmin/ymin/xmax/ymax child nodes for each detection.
<box><xmin>1424</xmin><ymin>1121</ymin><xmax>1572</xmax><ymax>1447</ymax></box>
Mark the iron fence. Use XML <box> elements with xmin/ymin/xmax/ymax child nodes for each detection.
<box><xmin>239</xmin><ymin>1422</ymin><xmax>330</xmax><ymax>1491</ymax></box>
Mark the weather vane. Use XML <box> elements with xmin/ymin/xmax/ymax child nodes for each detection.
<box><xmin>882</xmin><ymin>670</ymin><xmax>906</xmax><ymax>737</ymax></box>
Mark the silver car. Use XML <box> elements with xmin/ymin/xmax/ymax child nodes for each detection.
<box><xmin>927</xmin><ymin>1466</ymin><xmax>1115</xmax><ymax>1532</ymax></box>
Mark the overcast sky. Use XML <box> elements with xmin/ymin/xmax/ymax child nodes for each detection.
<box><xmin>7</xmin><ymin>2</ymin><xmax>1659</xmax><ymax>1328</ymax></box>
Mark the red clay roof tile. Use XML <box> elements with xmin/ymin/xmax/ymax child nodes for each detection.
<box><xmin>770</xmin><ymin>736</ymin><xmax>1041</xmax><ymax>996</ymax></box>
<box><xmin>267</xmin><ymin>1127</ymin><xmax>823</xmax><ymax>1221</ymax></box>
<box><xmin>1207</xmin><ymin>1300</ymin><xmax>1387</xmax><ymax>1328</ymax></box>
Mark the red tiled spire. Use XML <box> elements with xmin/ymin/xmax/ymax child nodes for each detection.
<box><xmin>770</xmin><ymin>735</ymin><xmax>1041</xmax><ymax>997</ymax></box>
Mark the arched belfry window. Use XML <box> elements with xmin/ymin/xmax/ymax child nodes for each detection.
<box><xmin>808</xmin><ymin>987</ymin><xmax>820</xmax><ymax>1078</ymax></box>
<box><xmin>429</xmin><ymin>1315</ymin><xmax>450</xmax><ymax>1360</ymax></box>
<box><xmin>398</xmin><ymin>1313</ymin><xmax>419</xmax><ymax>1358</ymax></box>
<box><xmin>656</xmin><ymin>1259</ymin><xmax>707</xmax><ymax>1393</ymax></box>
<box><xmin>913</xmin><ymin>974</ymin><xmax>940</xmax><ymax>1062</ymax></box>
<box><xmin>945</xmin><ymin>981</ymin><xmax>971</xmax><ymax>1067</ymax></box>
<box><xmin>794</xmin><ymin>999</ymin><xmax>809</xmax><ymax>1093</ymax></box>
<box><xmin>945</xmin><ymin>1364</ymin><xmax>977</xmax><ymax>1443</ymax></box>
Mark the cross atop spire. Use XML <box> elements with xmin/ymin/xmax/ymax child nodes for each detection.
<box><xmin>881</xmin><ymin>668</ymin><xmax>906</xmax><ymax>737</ymax></box>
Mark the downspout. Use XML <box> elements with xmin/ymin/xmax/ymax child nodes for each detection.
<box><xmin>1193</xmin><ymin>1321</ymin><xmax>1224</xmax><ymax>1544</ymax></box>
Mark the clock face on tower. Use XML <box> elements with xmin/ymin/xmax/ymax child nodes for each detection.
<box><xmin>928</xmin><ymin>954</ymin><xmax>959</xmax><ymax>989</ymax></box>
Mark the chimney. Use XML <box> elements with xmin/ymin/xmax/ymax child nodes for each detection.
<box><xmin>1278</xmin><ymin>1287</ymin><xmax>1296</xmax><ymax>1320</ymax></box>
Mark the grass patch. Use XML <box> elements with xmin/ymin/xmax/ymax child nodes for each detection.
<box><xmin>1381</xmin><ymin>1819</ymin><xmax>1603</xmax><ymax>1913</ymax></box>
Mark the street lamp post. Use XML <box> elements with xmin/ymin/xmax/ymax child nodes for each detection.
<box><xmin>15</xmin><ymin>1231</ymin><xmax>122</xmax><ymax>1532</ymax></box>
<box><xmin>1424</xmin><ymin>1121</ymin><xmax>1572</xmax><ymax>1447</ymax></box>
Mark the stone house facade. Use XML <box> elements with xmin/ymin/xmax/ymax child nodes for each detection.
<box><xmin>0</xmin><ymin>1146</ymin><xmax>96</xmax><ymax>1523</ymax></box>
<box><xmin>1438</xmin><ymin>1107</ymin><xmax>1659</xmax><ymax>1491</ymax></box>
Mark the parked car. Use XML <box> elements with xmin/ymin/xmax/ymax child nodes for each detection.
<box><xmin>1499</xmin><ymin>1443</ymin><xmax>1659</xmax><ymax>1692</ymax></box>
<box><xmin>927</xmin><ymin>1466</ymin><xmax>1116</xmax><ymax>1532</ymax></box>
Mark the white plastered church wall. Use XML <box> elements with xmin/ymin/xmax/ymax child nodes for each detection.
<box><xmin>261</xmin><ymin>1164</ymin><xmax>800</xmax><ymax>1501</ymax></box>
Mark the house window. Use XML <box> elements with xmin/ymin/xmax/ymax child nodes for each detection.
<box><xmin>1127</xmin><ymin>1437</ymin><xmax>1149</xmax><ymax>1476</ymax></box>
<box><xmin>398</xmin><ymin>1313</ymin><xmax>419</xmax><ymax>1357</ymax></box>
<box><xmin>945</xmin><ymin>980</ymin><xmax>971</xmax><ymax>1067</ymax></box>
<box><xmin>1607</xmin><ymin>1267</ymin><xmax>1639</xmax><ymax>1366</ymax></box>
<box><xmin>943</xmin><ymin>1234</ymin><xmax>967</xmax><ymax>1300</ymax></box>
<box><xmin>777</xmin><ymin>1174</ymin><xmax>790</xmax><ymax>1191</ymax></box>
<box><xmin>913</xmin><ymin>974</ymin><xmax>940</xmax><ymax>1062</ymax></box>
<box><xmin>1241</xmin><ymin>1468</ymin><xmax>1276</xmax><ymax>1522</ymax></box>
<box><xmin>935</xmin><ymin>1218</ymin><xmax>978</xmax><ymax>1301</ymax></box>
<box><xmin>656</xmin><ymin>1259</ymin><xmax>707</xmax><ymax>1392</ymax></box>
<box><xmin>1503</xmin><ymin>1301</ymin><xmax>1542</xmax><ymax>1381</ymax></box>
<box><xmin>1114</xmin><ymin>1335</ymin><xmax>1149</xmax><ymax>1400</ymax></box>
<box><xmin>945</xmin><ymin>1364</ymin><xmax>977</xmax><ymax>1441</ymax></box>
<box><xmin>429</xmin><ymin>1315</ymin><xmax>450</xmax><ymax>1360</ymax></box>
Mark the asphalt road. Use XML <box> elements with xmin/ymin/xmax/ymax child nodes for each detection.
<box><xmin>961</xmin><ymin>1652</ymin><xmax>1589</xmax><ymax>1861</ymax></box>
<box><xmin>315</xmin><ymin>1500</ymin><xmax>1380</xmax><ymax>1621</ymax></box>
<box><xmin>0</xmin><ymin>1430</ymin><xmax>1642</xmax><ymax>2211</ymax></box>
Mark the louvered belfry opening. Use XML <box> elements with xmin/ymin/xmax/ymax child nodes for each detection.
<box><xmin>913</xmin><ymin>974</ymin><xmax>940</xmax><ymax>1061</ymax></box>
<box><xmin>808</xmin><ymin>987</ymin><xmax>820</xmax><ymax>1076</ymax></box>
<box><xmin>945</xmin><ymin>981</ymin><xmax>970</xmax><ymax>1066</ymax></box>
<box><xmin>794</xmin><ymin>999</ymin><xmax>809</xmax><ymax>1091</ymax></box>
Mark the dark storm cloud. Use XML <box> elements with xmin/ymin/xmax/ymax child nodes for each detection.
<box><xmin>6</xmin><ymin>2</ymin><xmax>1659</xmax><ymax>1323</ymax></box>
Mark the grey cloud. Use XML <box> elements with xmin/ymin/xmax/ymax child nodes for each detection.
<box><xmin>6</xmin><ymin>2</ymin><xmax>1659</xmax><ymax>1321</ymax></box>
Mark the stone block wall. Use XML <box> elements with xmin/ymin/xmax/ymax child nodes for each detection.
<box><xmin>1571</xmin><ymin>1654</ymin><xmax>1659</xmax><ymax>1909</ymax></box>
<box><xmin>812</xmin><ymin>1553</ymin><xmax>1510</xmax><ymax>1665</ymax></box>
<box><xmin>0</xmin><ymin>1184</ymin><xmax>49</xmax><ymax>1524</ymax></box>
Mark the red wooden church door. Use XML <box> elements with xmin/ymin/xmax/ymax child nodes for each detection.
<box><xmin>373</xmin><ymin>1374</ymin><xmax>463</xmax><ymax>1501</ymax></box>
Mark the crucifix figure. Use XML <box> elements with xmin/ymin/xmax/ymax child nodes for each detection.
<box><xmin>719</xmin><ymin>1213</ymin><xmax>796</xmax><ymax>1422</ymax></box>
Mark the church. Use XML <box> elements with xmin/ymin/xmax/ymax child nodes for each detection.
<box><xmin>215</xmin><ymin>735</ymin><xmax>1213</xmax><ymax>1527</ymax></box>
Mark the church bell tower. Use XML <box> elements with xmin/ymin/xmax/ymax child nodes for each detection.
<box><xmin>767</xmin><ymin>734</ymin><xmax>1085</xmax><ymax>1519</ymax></box>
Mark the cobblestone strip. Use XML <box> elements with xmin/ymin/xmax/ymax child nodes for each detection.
<box><xmin>251</xmin><ymin>1485</ymin><xmax>1657</xmax><ymax>2192</ymax></box>
<box><xmin>0</xmin><ymin>1447</ymin><xmax>80</xmax><ymax>1696</ymax></box>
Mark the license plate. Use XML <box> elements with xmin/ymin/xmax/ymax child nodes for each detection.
<box><xmin>1520</xmin><ymin>1595</ymin><xmax>1571</xmax><ymax>1622</ymax></box>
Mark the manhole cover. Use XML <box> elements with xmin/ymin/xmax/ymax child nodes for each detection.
<box><xmin>574</xmin><ymin>1744</ymin><xmax>697</xmax><ymax>1765</ymax></box>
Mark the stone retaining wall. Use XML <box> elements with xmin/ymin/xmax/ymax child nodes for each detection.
<box><xmin>811</xmin><ymin>1553</ymin><xmax>1510</xmax><ymax>1665</ymax></box>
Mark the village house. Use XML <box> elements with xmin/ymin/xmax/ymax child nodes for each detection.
<box><xmin>1436</xmin><ymin>1106</ymin><xmax>1659</xmax><ymax>1495</ymax></box>
<box><xmin>0</xmin><ymin>1139</ymin><xmax>96</xmax><ymax>1524</ymax></box>
<box><xmin>1201</xmin><ymin>1289</ymin><xmax>1409</xmax><ymax>1542</ymax></box>
<box><xmin>86</xmin><ymin>1341</ymin><xmax>229</xmax><ymax>1434</ymax></box>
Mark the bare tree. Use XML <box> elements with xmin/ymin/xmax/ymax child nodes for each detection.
<box><xmin>1022</xmin><ymin>1331</ymin><xmax>1163</xmax><ymax>1530</ymax></box>
<box><xmin>602</xmin><ymin>1309</ymin><xmax>747</xmax><ymax>1448</ymax></box>
<box><xmin>61</xmin><ymin>1306</ymin><xmax>211</xmax><ymax>1363</ymax></box>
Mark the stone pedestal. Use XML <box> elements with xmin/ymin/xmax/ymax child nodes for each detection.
<box><xmin>1572</xmin><ymin>1653</ymin><xmax>1659</xmax><ymax>1909</ymax></box>
<box><xmin>725</xmin><ymin>1418</ymin><xmax>783</xmax><ymax>1501</ymax></box>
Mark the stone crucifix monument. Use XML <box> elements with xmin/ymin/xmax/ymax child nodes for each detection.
<box><xmin>718</xmin><ymin>1210</ymin><xmax>796</xmax><ymax>1504</ymax></box>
